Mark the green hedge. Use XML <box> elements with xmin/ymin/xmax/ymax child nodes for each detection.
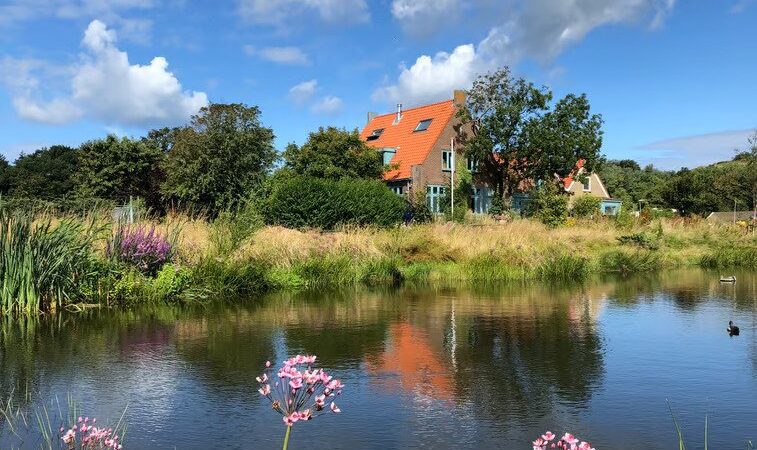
<box><xmin>265</xmin><ymin>176</ymin><xmax>405</xmax><ymax>230</ymax></box>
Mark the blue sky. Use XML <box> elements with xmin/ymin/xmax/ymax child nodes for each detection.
<box><xmin>0</xmin><ymin>0</ymin><xmax>755</xmax><ymax>169</ymax></box>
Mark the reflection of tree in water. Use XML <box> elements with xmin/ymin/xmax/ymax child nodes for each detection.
<box><xmin>448</xmin><ymin>304</ymin><xmax>604</xmax><ymax>423</ymax></box>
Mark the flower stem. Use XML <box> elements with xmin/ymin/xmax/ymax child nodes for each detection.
<box><xmin>282</xmin><ymin>426</ymin><xmax>292</xmax><ymax>450</ymax></box>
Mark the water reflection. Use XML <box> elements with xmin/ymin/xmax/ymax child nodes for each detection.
<box><xmin>0</xmin><ymin>270</ymin><xmax>755</xmax><ymax>449</ymax></box>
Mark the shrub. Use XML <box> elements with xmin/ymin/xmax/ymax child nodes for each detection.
<box><xmin>617</xmin><ymin>232</ymin><xmax>660</xmax><ymax>250</ymax></box>
<box><xmin>410</xmin><ymin>190</ymin><xmax>433</xmax><ymax>224</ymax></box>
<box><xmin>265</xmin><ymin>176</ymin><xmax>405</xmax><ymax>230</ymax></box>
<box><xmin>570</xmin><ymin>195</ymin><xmax>601</xmax><ymax>219</ymax></box>
<box><xmin>527</xmin><ymin>184</ymin><xmax>568</xmax><ymax>228</ymax></box>
<box><xmin>700</xmin><ymin>245</ymin><xmax>757</xmax><ymax>268</ymax></box>
<box><xmin>107</xmin><ymin>225</ymin><xmax>174</xmax><ymax>275</ymax></box>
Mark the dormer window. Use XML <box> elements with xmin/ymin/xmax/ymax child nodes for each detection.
<box><xmin>367</xmin><ymin>128</ymin><xmax>384</xmax><ymax>141</ymax></box>
<box><xmin>380</xmin><ymin>147</ymin><xmax>396</xmax><ymax>165</ymax></box>
<box><xmin>414</xmin><ymin>119</ymin><xmax>432</xmax><ymax>132</ymax></box>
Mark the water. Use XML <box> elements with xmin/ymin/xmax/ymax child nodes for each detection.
<box><xmin>0</xmin><ymin>270</ymin><xmax>755</xmax><ymax>449</ymax></box>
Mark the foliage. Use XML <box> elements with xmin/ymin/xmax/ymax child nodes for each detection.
<box><xmin>0</xmin><ymin>155</ymin><xmax>10</xmax><ymax>195</ymax></box>
<box><xmin>0</xmin><ymin>211</ymin><xmax>98</xmax><ymax>314</ymax></box>
<box><xmin>161</xmin><ymin>103</ymin><xmax>277</xmax><ymax>215</ymax></box>
<box><xmin>488</xmin><ymin>195</ymin><xmax>505</xmax><ymax>217</ymax></box>
<box><xmin>410</xmin><ymin>189</ymin><xmax>433</xmax><ymax>224</ymax></box>
<box><xmin>700</xmin><ymin>246</ymin><xmax>757</xmax><ymax>268</ymax></box>
<box><xmin>283</xmin><ymin>127</ymin><xmax>383</xmax><ymax>180</ymax></box>
<box><xmin>459</xmin><ymin>66</ymin><xmax>602</xmax><ymax>196</ymax></box>
<box><xmin>76</xmin><ymin>135</ymin><xmax>164</xmax><ymax>207</ymax></box>
<box><xmin>441</xmin><ymin>165</ymin><xmax>472</xmax><ymax>223</ymax></box>
<box><xmin>210</xmin><ymin>196</ymin><xmax>265</xmax><ymax>255</ymax></box>
<box><xmin>107</xmin><ymin>225</ymin><xmax>174</xmax><ymax>275</ymax></box>
<box><xmin>264</xmin><ymin>176</ymin><xmax>405</xmax><ymax>230</ymax></box>
<box><xmin>616</xmin><ymin>231</ymin><xmax>660</xmax><ymax>250</ymax></box>
<box><xmin>597</xmin><ymin>160</ymin><xmax>670</xmax><ymax>209</ymax></box>
<box><xmin>527</xmin><ymin>183</ymin><xmax>568</xmax><ymax>227</ymax></box>
<box><xmin>571</xmin><ymin>195</ymin><xmax>601</xmax><ymax>219</ymax></box>
<box><xmin>7</xmin><ymin>145</ymin><xmax>78</xmax><ymax>200</ymax></box>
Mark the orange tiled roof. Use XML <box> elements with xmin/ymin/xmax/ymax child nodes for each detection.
<box><xmin>360</xmin><ymin>100</ymin><xmax>456</xmax><ymax>180</ymax></box>
<box><xmin>562</xmin><ymin>159</ymin><xmax>586</xmax><ymax>189</ymax></box>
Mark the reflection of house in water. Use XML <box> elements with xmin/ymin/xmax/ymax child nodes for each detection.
<box><xmin>365</xmin><ymin>322</ymin><xmax>454</xmax><ymax>401</ymax></box>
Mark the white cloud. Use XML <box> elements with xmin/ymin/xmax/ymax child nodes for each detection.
<box><xmin>379</xmin><ymin>0</ymin><xmax>676</xmax><ymax>106</ymax></box>
<box><xmin>2</xmin><ymin>20</ymin><xmax>208</xmax><ymax>127</ymax></box>
<box><xmin>310</xmin><ymin>95</ymin><xmax>343</xmax><ymax>115</ymax></box>
<box><xmin>243</xmin><ymin>45</ymin><xmax>310</xmax><ymax>65</ymax></box>
<box><xmin>391</xmin><ymin>0</ymin><xmax>460</xmax><ymax>36</ymax></box>
<box><xmin>288</xmin><ymin>79</ymin><xmax>318</xmax><ymax>105</ymax></box>
<box><xmin>634</xmin><ymin>129</ymin><xmax>756</xmax><ymax>169</ymax></box>
<box><xmin>238</xmin><ymin>0</ymin><xmax>369</xmax><ymax>26</ymax></box>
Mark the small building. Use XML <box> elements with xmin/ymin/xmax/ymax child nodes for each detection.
<box><xmin>361</xmin><ymin>91</ymin><xmax>621</xmax><ymax>215</ymax></box>
<box><xmin>706</xmin><ymin>211</ymin><xmax>757</xmax><ymax>224</ymax></box>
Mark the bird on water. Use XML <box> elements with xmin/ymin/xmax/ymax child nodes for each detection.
<box><xmin>727</xmin><ymin>321</ymin><xmax>740</xmax><ymax>336</ymax></box>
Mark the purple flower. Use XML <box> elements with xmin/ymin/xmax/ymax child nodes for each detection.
<box><xmin>107</xmin><ymin>225</ymin><xmax>173</xmax><ymax>274</ymax></box>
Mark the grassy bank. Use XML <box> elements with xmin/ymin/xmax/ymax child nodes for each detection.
<box><xmin>1</xmin><ymin>210</ymin><xmax>755</xmax><ymax>314</ymax></box>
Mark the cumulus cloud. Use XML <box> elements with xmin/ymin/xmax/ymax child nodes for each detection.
<box><xmin>2</xmin><ymin>20</ymin><xmax>207</xmax><ymax>126</ymax></box>
<box><xmin>288</xmin><ymin>79</ymin><xmax>318</xmax><ymax>105</ymax></box>
<box><xmin>634</xmin><ymin>129</ymin><xmax>755</xmax><ymax>169</ymax></box>
<box><xmin>243</xmin><ymin>45</ymin><xmax>310</xmax><ymax>65</ymax></box>
<box><xmin>310</xmin><ymin>95</ymin><xmax>343</xmax><ymax>115</ymax></box>
<box><xmin>379</xmin><ymin>0</ymin><xmax>676</xmax><ymax>105</ymax></box>
<box><xmin>238</xmin><ymin>0</ymin><xmax>369</xmax><ymax>26</ymax></box>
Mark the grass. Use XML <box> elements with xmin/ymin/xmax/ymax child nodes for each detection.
<box><xmin>1</xmin><ymin>208</ymin><xmax>756</xmax><ymax>314</ymax></box>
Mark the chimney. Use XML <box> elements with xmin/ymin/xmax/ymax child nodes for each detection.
<box><xmin>395</xmin><ymin>103</ymin><xmax>402</xmax><ymax>123</ymax></box>
<box><xmin>367</xmin><ymin>111</ymin><xmax>377</xmax><ymax>124</ymax></box>
<box><xmin>453</xmin><ymin>90</ymin><xmax>466</xmax><ymax>106</ymax></box>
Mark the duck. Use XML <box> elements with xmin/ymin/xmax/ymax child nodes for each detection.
<box><xmin>727</xmin><ymin>321</ymin><xmax>740</xmax><ymax>336</ymax></box>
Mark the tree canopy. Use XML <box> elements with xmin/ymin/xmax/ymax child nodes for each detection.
<box><xmin>459</xmin><ymin>67</ymin><xmax>603</xmax><ymax>197</ymax></box>
<box><xmin>161</xmin><ymin>103</ymin><xmax>277</xmax><ymax>214</ymax></box>
<box><xmin>7</xmin><ymin>145</ymin><xmax>78</xmax><ymax>200</ymax></box>
<box><xmin>75</xmin><ymin>135</ymin><xmax>164</xmax><ymax>205</ymax></box>
<box><xmin>0</xmin><ymin>155</ymin><xmax>9</xmax><ymax>196</ymax></box>
<box><xmin>283</xmin><ymin>127</ymin><xmax>384</xmax><ymax>180</ymax></box>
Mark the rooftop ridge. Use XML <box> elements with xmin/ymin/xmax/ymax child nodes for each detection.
<box><xmin>368</xmin><ymin>98</ymin><xmax>455</xmax><ymax>121</ymax></box>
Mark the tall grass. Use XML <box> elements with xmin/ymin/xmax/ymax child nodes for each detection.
<box><xmin>0</xmin><ymin>211</ymin><xmax>98</xmax><ymax>315</ymax></box>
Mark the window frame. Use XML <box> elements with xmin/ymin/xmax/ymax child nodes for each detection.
<box><xmin>442</xmin><ymin>149</ymin><xmax>453</xmax><ymax>172</ymax></box>
<box><xmin>582</xmin><ymin>176</ymin><xmax>591</xmax><ymax>192</ymax></box>
<box><xmin>414</xmin><ymin>119</ymin><xmax>432</xmax><ymax>132</ymax></box>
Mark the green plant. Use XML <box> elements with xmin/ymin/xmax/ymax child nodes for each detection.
<box><xmin>570</xmin><ymin>195</ymin><xmax>601</xmax><ymax>219</ymax></box>
<box><xmin>527</xmin><ymin>183</ymin><xmax>569</xmax><ymax>228</ymax></box>
<box><xmin>0</xmin><ymin>211</ymin><xmax>99</xmax><ymax>314</ymax></box>
<box><xmin>265</xmin><ymin>176</ymin><xmax>405</xmax><ymax>230</ymax></box>
<box><xmin>617</xmin><ymin>232</ymin><xmax>660</xmax><ymax>250</ymax></box>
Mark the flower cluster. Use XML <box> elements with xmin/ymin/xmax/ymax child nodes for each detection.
<box><xmin>60</xmin><ymin>416</ymin><xmax>123</xmax><ymax>449</ymax></box>
<box><xmin>107</xmin><ymin>225</ymin><xmax>173</xmax><ymax>275</ymax></box>
<box><xmin>257</xmin><ymin>355</ymin><xmax>344</xmax><ymax>427</ymax></box>
<box><xmin>533</xmin><ymin>432</ymin><xmax>595</xmax><ymax>450</ymax></box>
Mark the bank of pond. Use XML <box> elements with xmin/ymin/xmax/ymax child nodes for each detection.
<box><xmin>1</xmin><ymin>210</ymin><xmax>755</xmax><ymax>315</ymax></box>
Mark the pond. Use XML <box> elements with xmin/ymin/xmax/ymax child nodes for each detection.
<box><xmin>0</xmin><ymin>270</ymin><xmax>755</xmax><ymax>449</ymax></box>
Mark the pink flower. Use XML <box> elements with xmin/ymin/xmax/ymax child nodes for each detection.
<box><xmin>542</xmin><ymin>432</ymin><xmax>555</xmax><ymax>441</ymax></box>
<box><xmin>258</xmin><ymin>384</ymin><xmax>271</xmax><ymax>396</ymax></box>
<box><xmin>562</xmin><ymin>433</ymin><xmax>578</xmax><ymax>445</ymax></box>
<box><xmin>256</xmin><ymin>373</ymin><xmax>268</xmax><ymax>383</ymax></box>
<box><xmin>289</xmin><ymin>378</ymin><xmax>303</xmax><ymax>390</ymax></box>
<box><xmin>330</xmin><ymin>402</ymin><xmax>341</xmax><ymax>413</ymax></box>
<box><xmin>265</xmin><ymin>361</ymin><xmax>271</xmax><ymax>368</ymax></box>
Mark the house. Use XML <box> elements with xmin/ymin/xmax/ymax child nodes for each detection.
<box><xmin>360</xmin><ymin>91</ymin><xmax>621</xmax><ymax>215</ymax></box>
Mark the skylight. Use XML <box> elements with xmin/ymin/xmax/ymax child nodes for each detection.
<box><xmin>414</xmin><ymin>119</ymin><xmax>432</xmax><ymax>132</ymax></box>
<box><xmin>366</xmin><ymin>128</ymin><xmax>384</xmax><ymax>141</ymax></box>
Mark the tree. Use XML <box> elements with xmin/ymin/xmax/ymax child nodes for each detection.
<box><xmin>283</xmin><ymin>127</ymin><xmax>383</xmax><ymax>180</ymax></box>
<box><xmin>0</xmin><ymin>155</ymin><xmax>9</xmax><ymax>196</ymax></box>
<box><xmin>76</xmin><ymin>135</ymin><xmax>164</xmax><ymax>205</ymax></box>
<box><xmin>527</xmin><ymin>183</ymin><xmax>568</xmax><ymax>227</ymax></box>
<box><xmin>571</xmin><ymin>195</ymin><xmax>601</xmax><ymax>219</ymax></box>
<box><xmin>161</xmin><ymin>103</ymin><xmax>277</xmax><ymax>215</ymax></box>
<box><xmin>7</xmin><ymin>146</ymin><xmax>78</xmax><ymax>200</ymax></box>
<box><xmin>458</xmin><ymin>67</ymin><xmax>551</xmax><ymax>198</ymax></box>
<box><xmin>459</xmin><ymin>67</ymin><xmax>603</xmax><ymax>200</ymax></box>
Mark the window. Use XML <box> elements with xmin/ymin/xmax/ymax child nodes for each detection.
<box><xmin>414</xmin><ymin>119</ymin><xmax>432</xmax><ymax>132</ymax></box>
<box><xmin>426</xmin><ymin>185</ymin><xmax>446</xmax><ymax>213</ymax></box>
<box><xmin>367</xmin><ymin>128</ymin><xmax>384</xmax><ymax>141</ymax></box>
<box><xmin>466</xmin><ymin>157</ymin><xmax>478</xmax><ymax>173</ymax></box>
<box><xmin>582</xmin><ymin>177</ymin><xmax>591</xmax><ymax>191</ymax></box>
<box><xmin>471</xmin><ymin>187</ymin><xmax>493</xmax><ymax>214</ymax></box>
<box><xmin>390</xmin><ymin>186</ymin><xmax>404</xmax><ymax>196</ymax></box>
<box><xmin>381</xmin><ymin>148</ymin><xmax>396</xmax><ymax>165</ymax></box>
<box><xmin>442</xmin><ymin>150</ymin><xmax>453</xmax><ymax>171</ymax></box>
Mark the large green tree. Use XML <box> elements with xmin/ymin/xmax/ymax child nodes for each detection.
<box><xmin>75</xmin><ymin>135</ymin><xmax>164</xmax><ymax>205</ymax></box>
<box><xmin>161</xmin><ymin>103</ymin><xmax>277</xmax><ymax>214</ymax></box>
<box><xmin>0</xmin><ymin>155</ymin><xmax>9</xmax><ymax>196</ymax></box>
<box><xmin>7</xmin><ymin>145</ymin><xmax>78</xmax><ymax>200</ymax></box>
<box><xmin>597</xmin><ymin>160</ymin><xmax>670</xmax><ymax>209</ymax></box>
<box><xmin>283</xmin><ymin>127</ymin><xmax>383</xmax><ymax>180</ymax></box>
<box><xmin>459</xmin><ymin>67</ymin><xmax>603</xmax><ymax>198</ymax></box>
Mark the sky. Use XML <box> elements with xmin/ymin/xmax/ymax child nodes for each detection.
<box><xmin>0</xmin><ymin>0</ymin><xmax>755</xmax><ymax>170</ymax></box>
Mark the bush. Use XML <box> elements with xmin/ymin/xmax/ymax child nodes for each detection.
<box><xmin>107</xmin><ymin>225</ymin><xmax>174</xmax><ymax>275</ymax></box>
<box><xmin>410</xmin><ymin>190</ymin><xmax>433</xmax><ymax>224</ymax></box>
<box><xmin>570</xmin><ymin>195</ymin><xmax>601</xmax><ymax>219</ymax></box>
<box><xmin>265</xmin><ymin>176</ymin><xmax>405</xmax><ymax>230</ymax></box>
<box><xmin>527</xmin><ymin>184</ymin><xmax>568</xmax><ymax>227</ymax></box>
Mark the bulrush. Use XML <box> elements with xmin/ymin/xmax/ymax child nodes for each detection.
<box><xmin>532</xmin><ymin>431</ymin><xmax>595</xmax><ymax>450</ymax></box>
<box><xmin>257</xmin><ymin>355</ymin><xmax>344</xmax><ymax>450</ymax></box>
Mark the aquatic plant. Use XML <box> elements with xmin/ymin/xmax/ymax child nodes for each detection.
<box><xmin>107</xmin><ymin>225</ymin><xmax>173</xmax><ymax>275</ymax></box>
<box><xmin>60</xmin><ymin>416</ymin><xmax>123</xmax><ymax>449</ymax></box>
<box><xmin>532</xmin><ymin>431</ymin><xmax>595</xmax><ymax>450</ymax></box>
<box><xmin>257</xmin><ymin>355</ymin><xmax>344</xmax><ymax>450</ymax></box>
